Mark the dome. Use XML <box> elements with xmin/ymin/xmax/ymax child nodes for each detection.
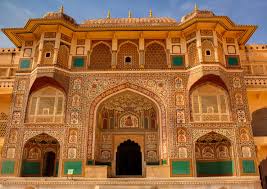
<box><xmin>181</xmin><ymin>5</ymin><xmax>215</xmax><ymax>23</ymax></box>
<box><xmin>43</xmin><ymin>6</ymin><xmax>77</xmax><ymax>25</ymax></box>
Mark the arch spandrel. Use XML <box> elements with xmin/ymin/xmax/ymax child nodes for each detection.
<box><xmin>23</xmin><ymin>130</ymin><xmax>64</xmax><ymax>146</ymax></box>
<box><xmin>192</xmin><ymin>129</ymin><xmax>235</xmax><ymax>143</ymax></box>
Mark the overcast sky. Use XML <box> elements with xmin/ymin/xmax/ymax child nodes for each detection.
<box><xmin>0</xmin><ymin>0</ymin><xmax>267</xmax><ymax>47</ymax></box>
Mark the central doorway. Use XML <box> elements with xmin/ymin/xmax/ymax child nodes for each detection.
<box><xmin>43</xmin><ymin>151</ymin><xmax>56</xmax><ymax>177</ymax></box>
<box><xmin>116</xmin><ymin>140</ymin><xmax>142</xmax><ymax>176</ymax></box>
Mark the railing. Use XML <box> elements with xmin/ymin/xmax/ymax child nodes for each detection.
<box><xmin>0</xmin><ymin>79</ymin><xmax>14</xmax><ymax>88</ymax></box>
<box><xmin>245</xmin><ymin>77</ymin><xmax>267</xmax><ymax>87</ymax></box>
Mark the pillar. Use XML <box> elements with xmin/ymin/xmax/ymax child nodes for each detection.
<box><xmin>196</xmin><ymin>30</ymin><xmax>203</xmax><ymax>63</ymax></box>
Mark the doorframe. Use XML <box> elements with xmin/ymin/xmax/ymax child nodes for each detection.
<box><xmin>112</xmin><ymin>134</ymin><xmax>145</xmax><ymax>177</ymax></box>
<box><xmin>42</xmin><ymin>150</ymin><xmax>57</xmax><ymax>177</ymax></box>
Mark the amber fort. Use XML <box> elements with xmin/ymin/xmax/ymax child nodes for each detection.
<box><xmin>0</xmin><ymin>4</ymin><xmax>266</xmax><ymax>189</ymax></box>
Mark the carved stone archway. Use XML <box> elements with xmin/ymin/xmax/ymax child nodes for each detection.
<box><xmin>86</xmin><ymin>82</ymin><xmax>167</xmax><ymax>160</ymax></box>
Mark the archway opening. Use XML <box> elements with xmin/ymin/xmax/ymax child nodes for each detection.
<box><xmin>116</xmin><ymin>140</ymin><xmax>142</xmax><ymax>176</ymax></box>
<box><xmin>259</xmin><ymin>158</ymin><xmax>267</xmax><ymax>189</ymax></box>
<box><xmin>93</xmin><ymin>89</ymin><xmax>160</xmax><ymax>177</ymax></box>
<box><xmin>195</xmin><ymin>132</ymin><xmax>233</xmax><ymax>177</ymax></box>
<box><xmin>43</xmin><ymin>151</ymin><xmax>56</xmax><ymax>177</ymax></box>
<box><xmin>21</xmin><ymin>133</ymin><xmax>59</xmax><ymax>177</ymax></box>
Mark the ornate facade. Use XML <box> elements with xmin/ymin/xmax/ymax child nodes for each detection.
<box><xmin>0</xmin><ymin>5</ymin><xmax>265</xmax><ymax>189</ymax></box>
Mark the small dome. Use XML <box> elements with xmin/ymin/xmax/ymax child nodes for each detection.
<box><xmin>181</xmin><ymin>8</ymin><xmax>215</xmax><ymax>23</ymax></box>
<box><xmin>43</xmin><ymin>6</ymin><xmax>77</xmax><ymax>25</ymax></box>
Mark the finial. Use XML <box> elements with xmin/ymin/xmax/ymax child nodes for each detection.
<box><xmin>107</xmin><ymin>9</ymin><xmax>111</xmax><ymax>19</ymax></box>
<box><xmin>59</xmin><ymin>5</ymin><xmax>64</xmax><ymax>13</ymax></box>
<box><xmin>149</xmin><ymin>9</ymin><xmax>153</xmax><ymax>18</ymax></box>
<box><xmin>194</xmin><ymin>3</ymin><xmax>198</xmax><ymax>11</ymax></box>
<box><xmin>128</xmin><ymin>10</ymin><xmax>132</xmax><ymax>18</ymax></box>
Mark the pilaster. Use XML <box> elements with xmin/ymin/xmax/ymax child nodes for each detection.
<box><xmin>166</xmin><ymin>37</ymin><xmax>171</xmax><ymax>68</ymax></box>
<box><xmin>112</xmin><ymin>37</ymin><xmax>117</xmax><ymax>68</ymax></box>
<box><xmin>139</xmin><ymin>37</ymin><xmax>145</xmax><ymax>68</ymax></box>
<box><xmin>196</xmin><ymin>30</ymin><xmax>203</xmax><ymax>63</ymax></box>
<box><xmin>213</xmin><ymin>31</ymin><xmax>219</xmax><ymax>62</ymax></box>
<box><xmin>37</xmin><ymin>33</ymin><xmax>45</xmax><ymax>65</ymax></box>
<box><xmin>52</xmin><ymin>32</ymin><xmax>61</xmax><ymax>65</ymax></box>
<box><xmin>68</xmin><ymin>35</ymin><xmax>76</xmax><ymax>69</ymax></box>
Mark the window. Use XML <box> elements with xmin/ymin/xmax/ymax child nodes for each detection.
<box><xmin>45</xmin><ymin>52</ymin><xmax>51</xmax><ymax>58</ymax></box>
<box><xmin>191</xmin><ymin>84</ymin><xmax>230</xmax><ymax>122</ymax></box>
<box><xmin>205</xmin><ymin>50</ymin><xmax>211</xmax><ymax>56</ymax></box>
<box><xmin>124</xmin><ymin>56</ymin><xmax>132</xmax><ymax>64</ymax></box>
<box><xmin>27</xmin><ymin>87</ymin><xmax>65</xmax><ymax>123</ymax></box>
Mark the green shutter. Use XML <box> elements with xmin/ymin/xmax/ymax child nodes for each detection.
<box><xmin>64</xmin><ymin>161</ymin><xmax>82</xmax><ymax>175</ymax></box>
<box><xmin>1</xmin><ymin>160</ymin><xmax>15</xmax><ymax>174</ymax></box>
<box><xmin>242</xmin><ymin>160</ymin><xmax>256</xmax><ymax>173</ymax></box>
<box><xmin>228</xmin><ymin>57</ymin><xmax>239</xmax><ymax>66</ymax></box>
<box><xmin>171</xmin><ymin>160</ymin><xmax>191</xmax><ymax>175</ymax></box>
<box><xmin>56</xmin><ymin>161</ymin><xmax>59</xmax><ymax>176</ymax></box>
<box><xmin>87</xmin><ymin>160</ymin><xmax>94</xmax><ymax>165</ymax></box>
<box><xmin>162</xmin><ymin>159</ymin><xmax>167</xmax><ymax>165</ymax></box>
<box><xmin>172</xmin><ymin>56</ymin><xmax>184</xmax><ymax>67</ymax></box>
<box><xmin>196</xmin><ymin>161</ymin><xmax>233</xmax><ymax>176</ymax></box>
<box><xmin>22</xmin><ymin>161</ymin><xmax>41</xmax><ymax>176</ymax></box>
<box><xmin>20</xmin><ymin>59</ymin><xmax>31</xmax><ymax>69</ymax></box>
<box><xmin>73</xmin><ymin>57</ymin><xmax>84</xmax><ymax>68</ymax></box>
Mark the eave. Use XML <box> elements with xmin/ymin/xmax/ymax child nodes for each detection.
<box><xmin>2</xmin><ymin>16</ymin><xmax>257</xmax><ymax>47</ymax></box>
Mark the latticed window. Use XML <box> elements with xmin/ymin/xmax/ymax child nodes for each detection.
<box><xmin>27</xmin><ymin>87</ymin><xmax>65</xmax><ymax>123</ymax></box>
<box><xmin>191</xmin><ymin>84</ymin><xmax>230</xmax><ymax>122</ymax></box>
<box><xmin>0</xmin><ymin>112</ymin><xmax>8</xmax><ymax>137</ymax></box>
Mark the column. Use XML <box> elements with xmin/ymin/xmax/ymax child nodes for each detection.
<box><xmin>166</xmin><ymin>37</ymin><xmax>171</xmax><ymax>68</ymax></box>
<box><xmin>52</xmin><ymin>32</ymin><xmax>61</xmax><ymax>65</ymax></box>
<box><xmin>85</xmin><ymin>38</ymin><xmax>91</xmax><ymax>68</ymax></box>
<box><xmin>37</xmin><ymin>33</ymin><xmax>45</xmax><ymax>65</ymax></box>
<box><xmin>181</xmin><ymin>37</ymin><xmax>188</xmax><ymax>67</ymax></box>
<box><xmin>196</xmin><ymin>30</ymin><xmax>203</xmax><ymax>63</ymax></box>
<box><xmin>68</xmin><ymin>34</ymin><xmax>76</xmax><ymax>69</ymax></box>
<box><xmin>111</xmin><ymin>37</ymin><xmax>117</xmax><ymax>68</ymax></box>
<box><xmin>139</xmin><ymin>37</ymin><xmax>145</xmax><ymax>68</ymax></box>
<box><xmin>213</xmin><ymin>31</ymin><xmax>219</xmax><ymax>62</ymax></box>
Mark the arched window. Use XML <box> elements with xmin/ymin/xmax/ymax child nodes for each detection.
<box><xmin>145</xmin><ymin>42</ymin><xmax>167</xmax><ymax>69</ymax></box>
<box><xmin>41</xmin><ymin>41</ymin><xmax>55</xmax><ymax>65</ymax></box>
<box><xmin>89</xmin><ymin>42</ymin><xmax>112</xmax><ymax>69</ymax></box>
<box><xmin>195</xmin><ymin>132</ymin><xmax>233</xmax><ymax>177</ymax></box>
<box><xmin>57</xmin><ymin>44</ymin><xmax>70</xmax><ymax>68</ymax></box>
<box><xmin>187</xmin><ymin>41</ymin><xmax>199</xmax><ymax>67</ymax></box>
<box><xmin>201</xmin><ymin>39</ymin><xmax>215</xmax><ymax>62</ymax></box>
<box><xmin>191</xmin><ymin>83</ymin><xmax>230</xmax><ymax>122</ymax></box>
<box><xmin>117</xmin><ymin>42</ymin><xmax>139</xmax><ymax>69</ymax></box>
<box><xmin>27</xmin><ymin>86</ymin><xmax>65</xmax><ymax>123</ymax></box>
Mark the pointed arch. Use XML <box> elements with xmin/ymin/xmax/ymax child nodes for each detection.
<box><xmin>86</xmin><ymin>83</ymin><xmax>167</xmax><ymax>161</ymax></box>
<box><xmin>145</xmin><ymin>41</ymin><xmax>167</xmax><ymax>69</ymax></box>
<box><xmin>57</xmin><ymin>43</ymin><xmax>70</xmax><ymax>68</ymax></box>
<box><xmin>117</xmin><ymin>41</ymin><xmax>139</xmax><ymax>69</ymax></box>
<box><xmin>41</xmin><ymin>41</ymin><xmax>54</xmax><ymax>65</ymax></box>
<box><xmin>21</xmin><ymin>133</ymin><xmax>60</xmax><ymax>177</ymax></box>
<box><xmin>195</xmin><ymin>131</ymin><xmax>233</xmax><ymax>177</ymax></box>
<box><xmin>26</xmin><ymin>85</ymin><xmax>65</xmax><ymax>123</ymax></box>
<box><xmin>187</xmin><ymin>41</ymin><xmax>199</xmax><ymax>67</ymax></box>
<box><xmin>202</xmin><ymin>39</ymin><xmax>215</xmax><ymax>62</ymax></box>
<box><xmin>90</xmin><ymin>41</ymin><xmax>112</xmax><ymax>69</ymax></box>
<box><xmin>190</xmin><ymin>80</ymin><xmax>230</xmax><ymax>122</ymax></box>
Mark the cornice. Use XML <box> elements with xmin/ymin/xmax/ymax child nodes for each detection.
<box><xmin>2</xmin><ymin>16</ymin><xmax>257</xmax><ymax>47</ymax></box>
<box><xmin>14</xmin><ymin>64</ymin><xmax>243</xmax><ymax>77</ymax></box>
<box><xmin>0</xmin><ymin>176</ymin><xmax>261</xmax><ymax>185</ymax></box>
